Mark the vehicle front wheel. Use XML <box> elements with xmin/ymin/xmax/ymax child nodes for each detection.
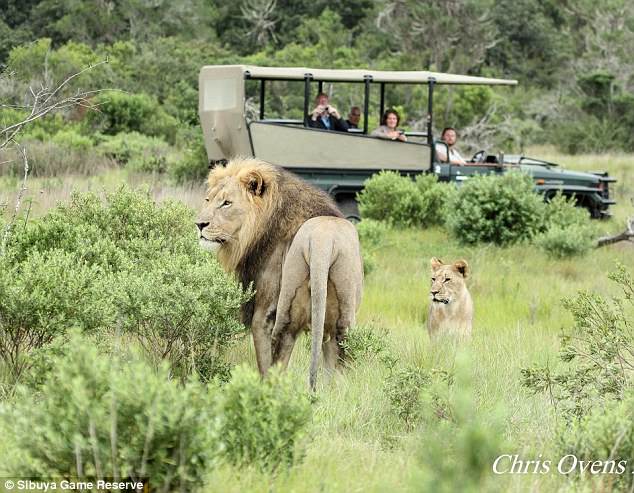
<box><xmin>336</xmin><ymin>197</ymin><xmax>361</xmax><ymax>223</ymax></box>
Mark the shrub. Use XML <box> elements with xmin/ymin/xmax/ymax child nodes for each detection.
<box><xmin>340</xmin><ymin>324</ymin><xmax>390</xmax><ymax>364</ymax></box>
<box><xmin>384</xmin><ymin>365</ymin><xmax>453</xmax><ymax>429</ymax></box>
<box><xmin>50</xmin><ymin>129</ymin><xmax>93</xmax><ymax>151</ymax></box>
<box><xmin>0</xmin><ymin>333</ymin><xmax>218</xmax><ymax>488</ymax></box>
<box><xmin>3</xmin><ymin>188</ymin><xmax>249</xmax><ymax>385</ymax></box>
<box><xmin>169</xmin><ymin>130</ymin><xmax>209</xmax><ymax>184</ymax></box>
<box><xmin>0</xmin><ymin>251</ymin><xmax>107</xmax><ymax>382</ymax></box>
<box><xmin>216</xmin><ymin>365</ymin><xmax>311</xmax><ymax>471</ymax></box>
<box><xmin>356</xmin><ymin>219</ymin><xmax>391</xmax><ymax>275</ymax></box>
<box><xmin>521</xmin><ymin>264</ymin><xmax>633</xmax><ymax>419</ymax></box>
<box><xmin>535</xmin><ymin>193</ymin><xmax>595</xmax><ymax>258</ymax></box>
<box><xmin>557</xmin><ymin>392</ymin><xmax>634</xmax><ymax>491</ymax></box>
<box><xmin>108</xmin><ymin>254</ymin><xmax>249</xmax><ymax>382</ymax></box>
<box><xmin>86</xmin><ymin>92</ymin><xmax>179</xmax><ymax>143</ymax></box>
<box><xmin>415</xmin><ymin>173</ymin><xmax>454</xmax><ymax>226</ymax></box>
<box><xmin>97</xmin><ymin>132</ymin><xmax>173</xmax><ymax>173</ymax></box>
<box><xmin>413</xmin><ymin>362</ymin><xmax>507</xmax><ymax>493</ymax></box>
<box><xmin>445</xmin><ymin>172</ymin><xmax>545</xmax><ymax>245</ymax></box>
<box><xmin>358</xmin><ymin>171</ymin><xmax>449</xmax><ymax>228</ymax></box>
<box><xmin>356</xmin><ymin>219</ymin><xmax>390</xmax><ymax>250</ymax></box>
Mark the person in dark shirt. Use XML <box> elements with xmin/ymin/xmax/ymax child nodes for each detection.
<box><xmin>308</xmin><ymin>92</ymin><xmax>349</xmax><ymax>132</ymax></box>
<box><xmin>346</xmin><ymin>106</ymin><xmax>361</xmax><ymax>129</ymax></box>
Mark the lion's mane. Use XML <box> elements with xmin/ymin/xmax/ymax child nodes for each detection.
<box><xmin>207</xmin><ymin>158</ymin><xmax>343</xmax><ymax>324</ymax></box>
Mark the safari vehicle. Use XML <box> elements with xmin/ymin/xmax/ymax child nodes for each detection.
<box><xmin>198</xmin><ymin>65</ymin><xmax>616</xmax><ymax>220</ymax></box>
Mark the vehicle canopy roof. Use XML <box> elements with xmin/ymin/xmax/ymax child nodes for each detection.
<box><xmin>238</xmin><ymin>65</ymin><xmax>518</xmax><ymax>85</ymax></box>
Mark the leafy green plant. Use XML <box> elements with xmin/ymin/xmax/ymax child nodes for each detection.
<box><xmin>0</xmin><ymin>140</ymin><xmax>114</xmax><ymax>177</ymax></box>
<box><xmin>169</xmin><ymin>130</ymin><xmax>209</xmax><ymax>184</ymax></box>
<box><xmin>340</xmin><ymin>324</ymin><xmax>390</xmax><ymax>364</ymax></box>
<box><xmin>557</xmin><ymin>391</ymin><xmax>634</xmax><ymax>491</ymax></box>
<box><xmin>216</xmin><ymin>365</ymin><xmax>311</xmax><ymax>471</ymax></box>
<box><xmin>446</xmin><ymin>172</ymin><xmax>545</xmax><ymax>245</ymax></box>
<box><xmin>50</xmin><ymin>128</ymin><xmax>93</xmax><ymax>151</ymax></box>
<box><xmin>87</xmin><ymin>92</ymin><xmax>179</xmax><ymax>143</ymax></box>
<box><xmin>97</xmin><ymin>132</ymin><xmax>174</xmax><ymax>173</ymax></box>
<box><xmin>3</xmin><ymin>188</ymin><xmax>249</xmax><ymax>386</ymax></box>
<box><xmin>521</xmin><ymin>264</ymin><xmax>633</xmax><ymax>419</ymax></box>
<box><xmin>355</xmin><ymin>219</ymin><xmax>391</xmax><ymax>275</ymax></box>
<box><xmin>535</xmin><ymin>193</ymin><xmax>595</xmax><ymax>258</ymax></box>
<box><xmin>358</xmin><ymin>171</ymin><xmax>449</xmax><ymax>228</ymax></box>
<box><xmin>0</xmin><ymin>251</ymin><xmax>107</xmax><ymax>382</ymax></box>
<box><xmin>0</xmin><ymin>333</ymin><xmax>218</xmax><ymax>489</ymax></box>
<box><xmin>108</xmin><ymin>254</ymin><xmax>250</xmax><ymax>382</ymax></box>
<box><xmin>384</xmin><ymin>365</ymin><xmax>453</xmax><ymax>429</ymax></box>
<box><xmin>413</xmin><ymin>357</ymin><xmax>507</xmax><ymax>493</ymax></box>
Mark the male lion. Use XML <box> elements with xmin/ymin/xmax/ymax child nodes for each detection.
<box><xmin>427</xmin><ymin>257</ymin><xmax>473</xmax><ymax>338</ymax></box>
<box><xmin>195</xmin><ymin>158</ymin><xmax>363</xmax><ymax>390</ymax></box>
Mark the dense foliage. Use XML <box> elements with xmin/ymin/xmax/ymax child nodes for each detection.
<box><xmin>1</xmin><ymin>0</ymin><xmax>633</xmax><ymax>189</ymax></box>
<box><xmin>0</xmin><ymin>333</ymin><xmax>218</xmax><ymax>488</ymax></box>
<box><xmin>358</xmin><ymin>171</ymin><xmax>449</xmax><ymax>228</ymax></box>
<box><xmin>0</xmin><ymin>188</ymin><xmax>249</xmax><ymax>386</ymax></box>
<box><xmin>215</xmin><ymin>365</ymin><xmax>311</xmax><ymax>471</ymax></box>
<box><xmin>0</xmin><ymin>334</ymin><xmax>313</xmax><ymax>484</ymax></box>
<box><xmin>446</xmin><ymin>172</ymin><xmax>545</xmax><ymax>245</ymax></box>
<box><xmin>535</xmin><ymin>193</ymin><xmax>596</xmax><ymax>258</ymax></box>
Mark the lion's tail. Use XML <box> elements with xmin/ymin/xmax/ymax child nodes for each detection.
<box><xmin>309</xmin><ymin>237</ymin><xmax>331</xmax><ymax>392</ymax></box>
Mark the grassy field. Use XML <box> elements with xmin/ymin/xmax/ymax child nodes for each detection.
<box><xmin>0</xmin><ymin>148</ymin><xmax>632</xmax><ymax>491</ymax></box>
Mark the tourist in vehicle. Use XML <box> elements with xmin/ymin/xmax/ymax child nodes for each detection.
<box><xmin>346</xmin><ymin>106</ymin><xmax>361</xmax><ymax>129</ymax></box>
<box><xmin>435</xmin><ymin>127</ymin><xmax>466</xmax><ymax>165</ymax></box>
<box><xmin>308</xmin><ymin>92</ymin><xmax>349</xmax><ymax>132</ymax></box>
<box><xmin>371</xmin><ymin>109</ymin><xmax>407</xmax><ymax>141</ymax></box>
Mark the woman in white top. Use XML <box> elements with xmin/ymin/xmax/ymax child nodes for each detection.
<box><xmin>435</xmin><ymin>127</ymin><xmax>466</xmax><ymax>165</ymax></box>
<box><xmin>371</xmin><ymin>109</ymin><xmax>407</xmax><ymax>142</ymax></box>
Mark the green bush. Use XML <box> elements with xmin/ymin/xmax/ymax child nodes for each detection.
<box><xmin>50</xmin><ymin>129</ymin><xmax>93</xmax><ymax>151</ymax></box>
<box><xmin>384</xmin><ymin>366</ymin><xmax>453</xmax><ymax>429</ymax></box>
<box><xmin>355</xmin><ymin>219</ymin><xmax>391</xmax><ymax>275</ymax></box>
<box><xmin>3</xmin><ymin>188</ymin><xmax>249</xmax><ymax>385</ymax></box>
<box><xmin>522</xmin><ymin>264</ymin><xmax>633</xmax><ymax>419</ymax></box>
<box><xmin>0</xmin><ymin>251</ymin><xmax>107</xmax><ymax>382</ymax></box>
<box><xmin>356</xmin><ymin>218</ymin><xmax>390</xmax><ymax>250</ymax></box>
<box><xmin>97</xmin><ymin>132</ymin><xmax>174</xmax><ymax>173</ymax></box>
<box><xmin>358</xmin><ymin>171</ymin><xmax>449</xmax><ymax>228</ymax></box>
<box><xmin>107</xmin><ymin>254</ymin><xmax>249</xmax><ymax>382</ymax></box>
<box><xmin>216</xmin><ymin>365</ymin><xmax>311</xmax><ymax>471</ymax></box>
<box><xmin>86</xmin><ymin>92</ymin><xmax>179</xmax><ymax>143</ymax></box>
<box><xmin>340</xmin><ymin>324</ymin><xmax>390</xmax><ymax>364</ymax></box>
<box><xmin>558</xmin><ymin>392</ymin><xmax>634</xmax><ymax>491</ymax></box>
<box><xmin>169</xmin><ymin>130</ymin><xmax>209</xmax><ymax>184</ymax></box>
<box><xmin>413</xmin><ymin>361</ymin><xmax>507</xmax><ymax>493</ymax></box>
<box><xmin>535</xmin><ymin>193</ymin><xmax>595</xmax><ymax>258</ymax></box>
<box><xmin>0</xmin><ymin>333</ymin><xmax>218</xmax><ymax>488</ymax></box>
<box><xmin>445</xmin><ymin>172</ymin><xmax>545</xmax><ymax>245</ymax></box>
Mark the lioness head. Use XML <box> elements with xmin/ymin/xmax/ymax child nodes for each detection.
<box><xmin>429</xmin><ymin>257</ymin><xmax>469</xmax><ymax>305</ymax></box>
<box><xmin>195</xmin><ymin>158</ymin><xmax>279</xmax><ymax>268</ymax></box>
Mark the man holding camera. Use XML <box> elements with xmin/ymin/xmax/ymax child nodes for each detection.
<box><xmin>308</xmin><ymin>92</ymin><xmax>349</xmax><ymax>132</ymax></box>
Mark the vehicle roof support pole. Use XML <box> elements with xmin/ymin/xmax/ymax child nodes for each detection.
<box><xmin>379</xmin><ymin>82</ymin><xmax>385</xmax><ymax>120</ymax></box>
<box><xmin>259</xmin><ymin>80</ymin><xmax>265</xmax><ymax>120</ymax></box>
<box><xmin>427</xmin><ymin>78</ymin><xmax>435</xmax><ymax>172</ymax></box>
<box><xmin>318</xmin><ymin>80</ymin><xmax>323</xmax><ymax>94</ymax></box>
<box><xmin>363</xmin><ymin>75</ymin><xmax>371</xmax><ymax>134</ymax></box>
<box><xmin>303</xmin><ymin>74</ymin><xmax>312</xmax><ymax>127</ymax></box>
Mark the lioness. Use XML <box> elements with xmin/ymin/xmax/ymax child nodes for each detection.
<box><xmin>427</xmin><ymin>257</ymin><xmax>473</xmax><ymax>338</ymax></box>
<box><xmin>195</xmin><ymin>158</ymin><xmax>363</xmax><ymax>391</ymax></box>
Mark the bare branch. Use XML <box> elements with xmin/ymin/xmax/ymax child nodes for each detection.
<box><xmin>1</xmin><ymin>144</ymin><xmax>28</xmax><ymax>256</ymax></box>
<box><xmin>597</xmin><ymin>217</ymin><xmax>634</xmax><ymax>247</ymax></box>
